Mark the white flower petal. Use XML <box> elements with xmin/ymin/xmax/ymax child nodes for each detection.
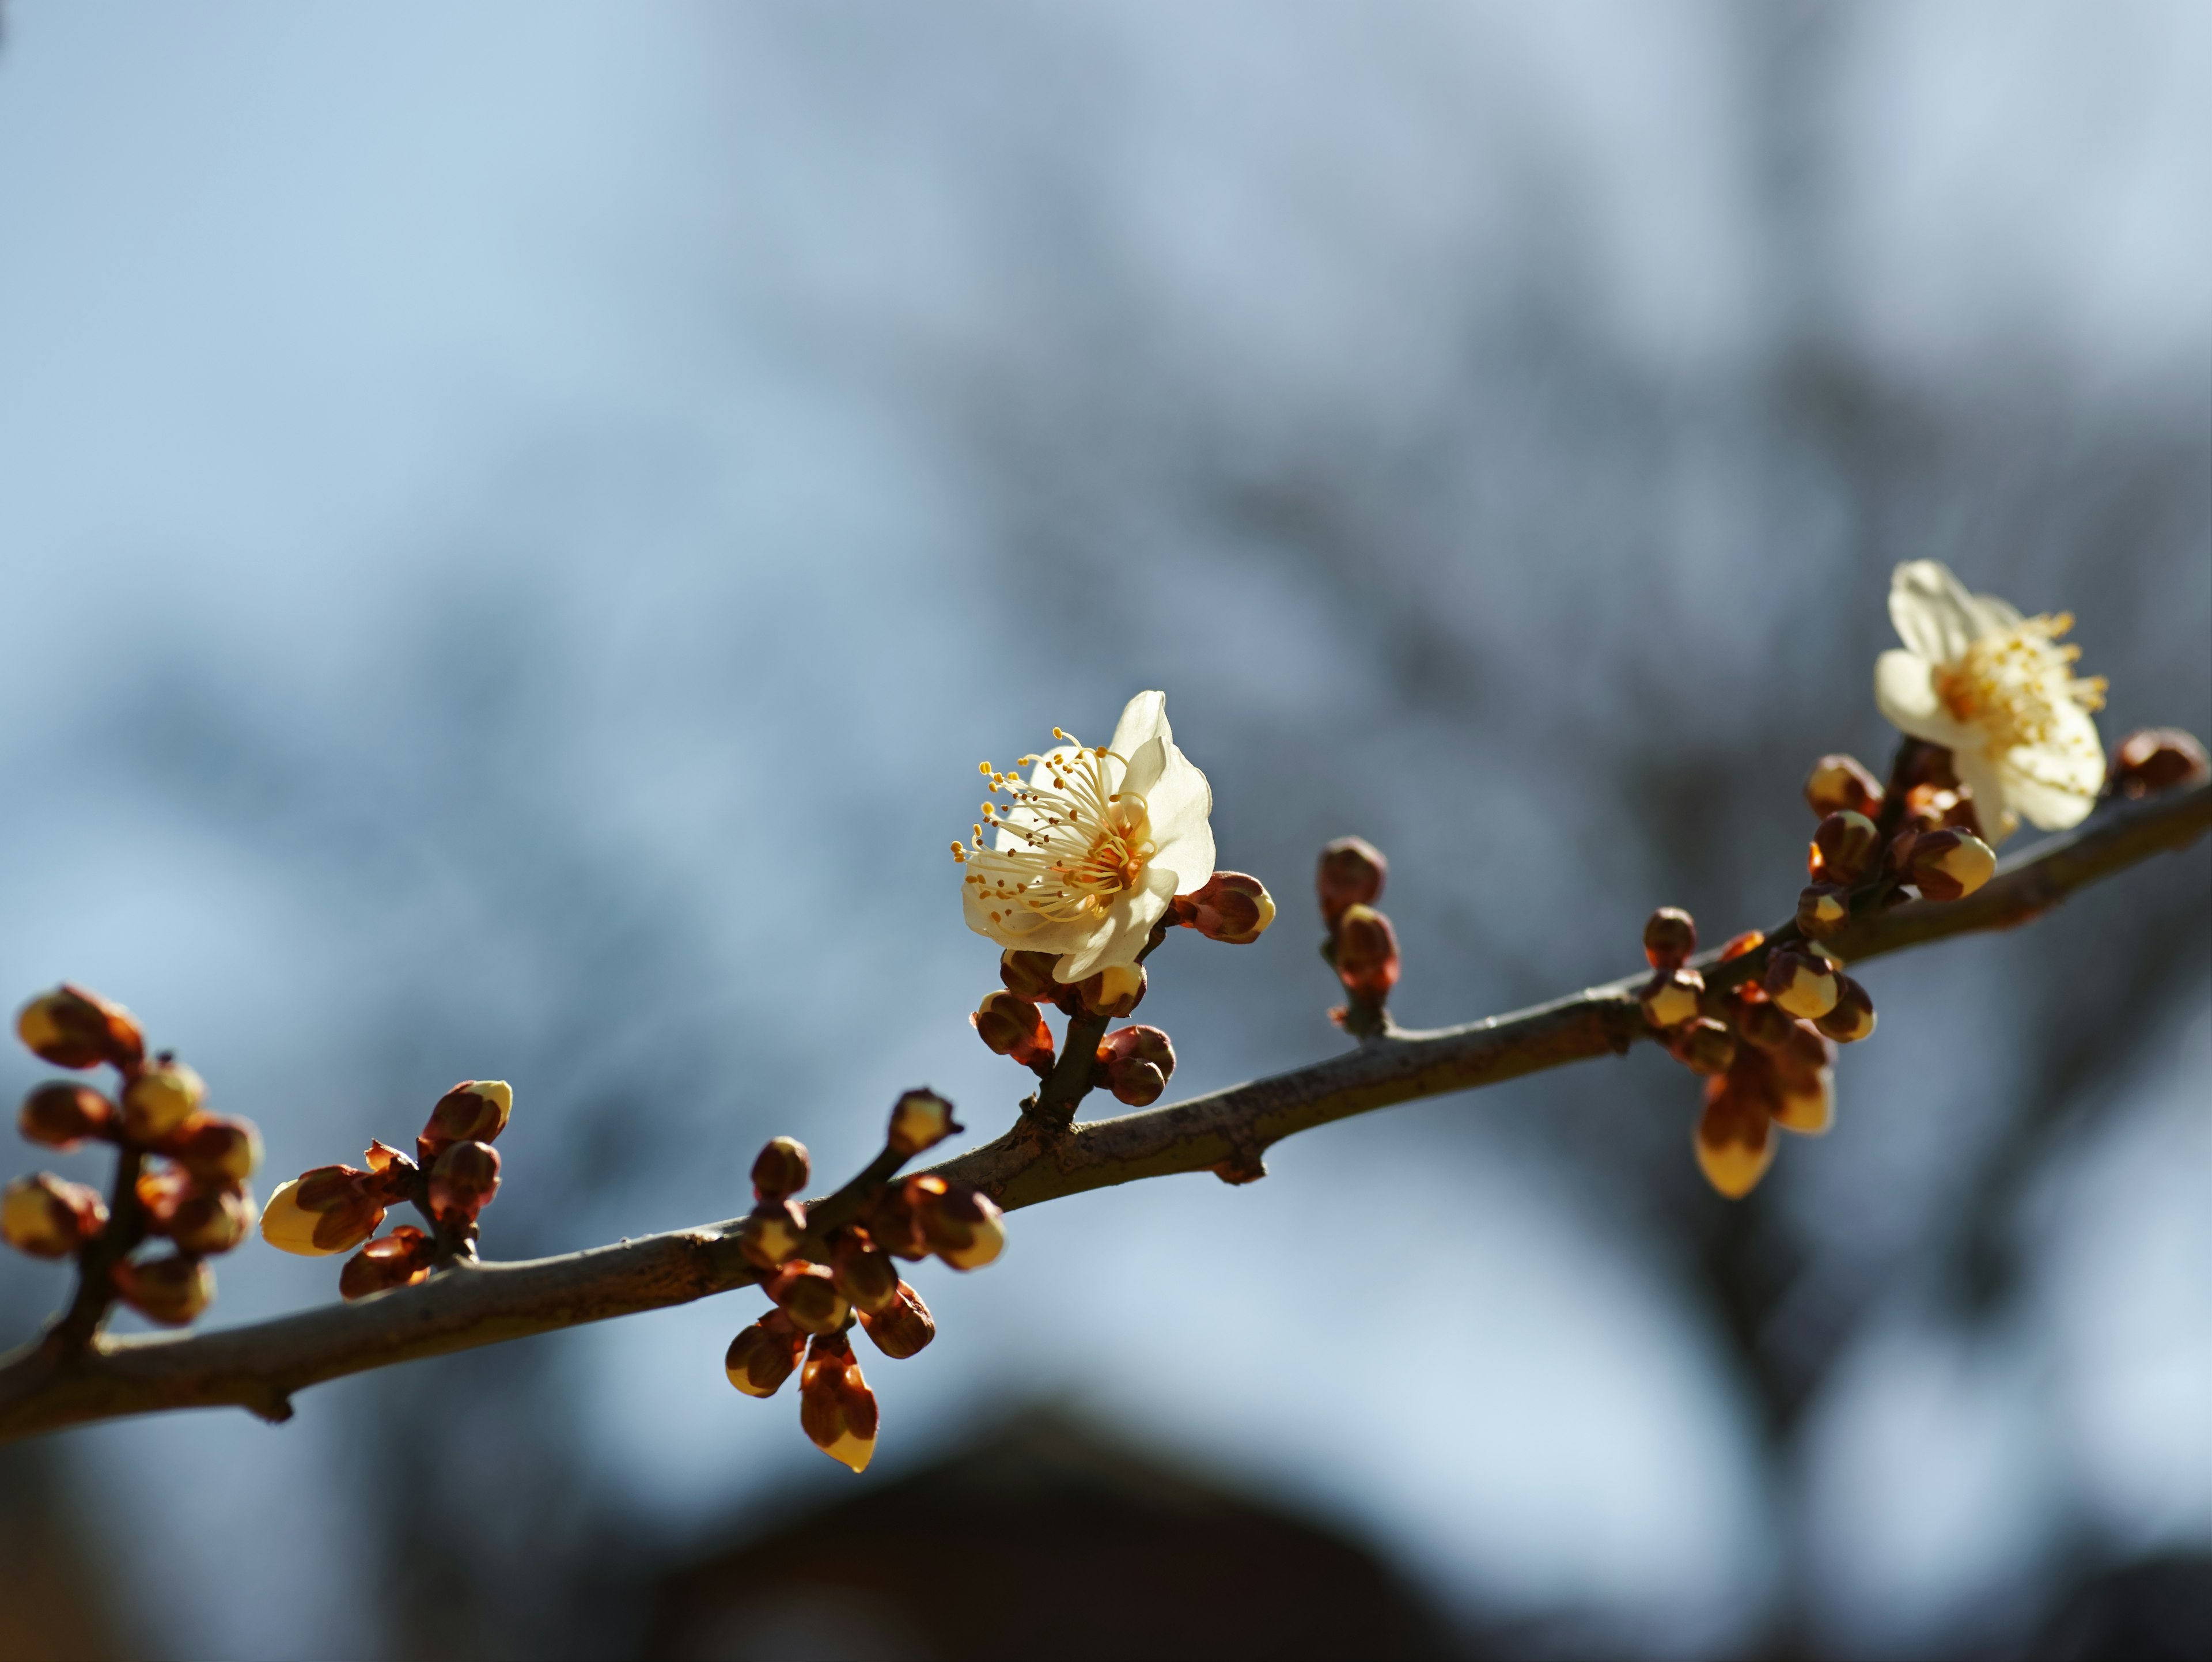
<box><xmin>1949</xmin><ymin>744</ymin><xmax>2020</xmax><ymax>846</ymax></box>
<box><xmin>1873</xmin><ymin>650</ymin><xmax>1971</xmax><ymax>747</ymax></box>
<box><xmin>1149</xmin><ymin>762</ymin><xmax>1216</xmax><ymax>894</ymax></box>
<box><xmin>1889</xmin><ymin>561</ymin><xmax>1983</xmax><ymax>664</ymax></box>
<box><xmin>1999</xmin><ymin>700</ymin><xmax>2105</xmax><ymax>832</ymax></box>
<box><xmin>1056</xmin><ymin>867</ymin><xmax>1176</xmax><ymax>980</ymax></box>
<box><xmin>1120</xmin><ymin>735</ymin><xmax>1168</xmax><ymax>800</ymax></box>
<box><xmin>1107</xmin><ymin>691</ymin><xmax>1170</xmax><ymax>762</ymax></box>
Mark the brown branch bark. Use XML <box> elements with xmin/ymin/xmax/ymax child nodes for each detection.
<box><xmin>2</xmin><ymin>779</ymin><xmax>2205</xmax><ymax>1443</ymax></box>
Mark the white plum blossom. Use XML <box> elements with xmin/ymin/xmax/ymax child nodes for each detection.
<box><xmin>1873</xmin><ymin>561</ymin><xmax>2107</xmax><ymax>843</ymax></box>
<box><xmin>956</xmin><ymin>691</ymin><xmax>1215</xmax><ymax>981</ymax></box>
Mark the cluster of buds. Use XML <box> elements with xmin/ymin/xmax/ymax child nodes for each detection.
<box><xmin>4</xmin><ymin>985</ymin><xmax>262</xmax><ymax>1330</ymax></box>
<box><xmin>973</xmin><ymin>951</ymin><xmax>1181</xmax><ymax>1110</ymax></box>
<box><xmin>1317</xmin><ymin>837</ymin><xmax>1397</xmax><ymax>1037</ymax></box>
<box><xmin>260</xmin><ymin>1079</ymin><xmax>513</xmax><ymax>1296</ymax></box>
<box><xmin>724</xmin><ymin>1089</ymin><xmax>997</xmax><ymax>1473</ymax></box>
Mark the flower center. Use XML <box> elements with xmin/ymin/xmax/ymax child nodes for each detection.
<box><xmin>952</xmin><ymin>730</ymin><xmax>1157</xmax><ymax>927</ymax></box>
<box><xmin>1931</xmin><ymin>612</ymin><xmax>2106</xmax><ymax>783</ymax></box>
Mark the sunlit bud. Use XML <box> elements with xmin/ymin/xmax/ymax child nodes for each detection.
<box><xmin>259</xmin><ymin>1168</ymin><xmax>387</xmax><ymax>1256</ymax></box>
<box><xmin>766</xmin><ymin>1261</ymin><xmax>851</xmax><ymax>1335</ymax></box>
<box><xmin>427</xmin><ymin>1140</ymin><xmax>500</xmax><ymax>1223</ymax></box>
<box><xmin>2</xmin><ymin>1173</ymin><xmax>107</xmax><ymax>1257</ymax></box>
<box><xmin>857</xmin><ymin>1280</ymin><xmax>935</xmax><ymax>1360</ymax></box>
<box><xmin>340</xmin><ymin>1227</ymin><xmax>435</xmax><ymax>1300</ymax></box>
<box><xmin>1813</xmin><ymin>975</ymin><xmax>1876</xmax><ymax>1044</ymax></box>
<box><xmin>141</xmin><ymin>1173</ymin><xmax>253</xmax><ymax>1255</ymax></box>
<box><xmin>1734</xmin><ymin>998</ymin><xmax>1800</xmax><ymax>1051</ymax></box>
<box><xmin>18</xmin><ymin>1082</ymin><xmax>115</xmax><ymax>1149</ymax></box>
<box><xmin>1333</xmin><ymin>905</ymin><xmax>1400</xmax><ymax>1004</ymax></box>
<box><xmin>886</xmin><ymin>1089</ymin><xmax>960</xmax><ymax>1159</ymax></box>
<box><xmin>907</xmin><ymin>1173</ymin><xmax>1007</xmax><ymax>1271</ymax></box>
<box><xmin>1718</xmin><ymin>930</ymin><xmax>1764</xmax><ymax>963</ymax></box>
<box><xmin>2111</xmin><ymin>728</ymin><xmax>2209</xmax><ymax>798</ymax></box>
<box><xmin>737</xmin><ymin>1198</ymin><xmax>809</xmax><ymax>1271</ymax></box>
<box><xmin>1671</xmin><ymin>1019</ymin><xmax>1737</xmax><ymax>1078</ymax></box>
<box><xmin>1097</xmin><ymin>1025</ymin><xmax>1176</xmax><ymax>1107</ymax></box>
<box><xmin>1895</xmin><ymin>740</ymin><xmax>1961</xmax><ymax>793</ymax></box>
<box><xmin>158</xmin><ymin>1114</ymin><xmax>262</xmax><ymax>1182</ymax></box>
<box><xmin>15</xmin><ymin>985</ymin><xmax>144</xmax><ymax>1071</ymax></box>
<box><xmin>998</xmin><ymin>950</ymin><xmax>1061</xmax><ymax>1002</ymax></box>
<box><xmin>724</xmin><ymin>1312</ymin><xmax>806</xmax><ymax>1398</ymax></box>
<box><xmin>111</xmin><ymin>1253</ymin><xmax>215</xmax><ymax>1325</ymax></box>
<box><xmin>1694</xmin><ymin>1079</ymin><xmax>1775</xmax><ymax>1199</ymax></box>
<box><xmin>419</xmin><ymin>1081</ymin><xmax>512</xmax><ymax>1161</ymax></box>
<box><xmin>120</xmin><ymin>1059</ymin><xmax>205</xmax><ymax>1142</ymax></box>
<box><xmin>800</xmin><ymin>1334</ymin><xmax>879</xmax><ymax>1474</ymax></box>
<box><xmin>751</xmin><ymin>1136</ymin><xmax>811</xmax><ymax>1204</ymax></box>
<box><xmin>1765</xmin><ymin>1025</ymin><xmax>1836</xmax><ymax>1134</ymax></box>
<box><xmin>1809</xmin><ymin>812</ymin><xmax>1882</xmax><ymax>887</ymax></box>
<box><xmin>1177</xmin><ymin>872</ymin><xmax>1275</xmax><ymax>945</ymax></box>
<box><xmin>830</xmin><ymin>1232</ymin><xmax>902</xmax><ymax>1316</ymax></box>
<box><xmin>1070</xmin><ymin>964</ymin><xmax>1144</xmax><ymax>1020</ymax></box>
<box><xmin>1639</xmin><ymin>968</ymin><xmax>1704</xmax><ymax>1032</ymax></box>
<box><xmin>1642</xmin><ymin>907</ymin><xmax>1696</xmax><ymax>971</ymax></box>
<box><xmin>1805</xmin><ymin>754</ymin><xmax>1884</xmax><ymax>819</ymax></box>
<box><xmin>363</xmin><ymin>1139</ymin><xmax>412</xmax><ymax>1174</ymax></box>
<box><xmin>1795</xmin><ymin>884</ymin><xmax>1851</xmax><ymax>941</ymax></box>
<box><xmin>1900</xmin><ymin>782</ymin><xmax>1982</xmax><ymax>838</ymax></box>
<box><xmin>1764</xmin><ymin>947</ymin><xmax>1839</xmax><ymax>1020</ymax></box>
<box><xmin>1905</xmin><ymin>828</ymin><xmax>1997</xmax><ymax>901</ymax></box>
<box><xmin>861</xmin><ymin>1183</ymin><xmax>927</xmax><ymax>1261</ymax></box>
<box><xmin>972</xmin><ymin>991</ymin><xmax>1054</xmax><ymax>1070</ymax></box>
<box><xmin>1316</xmin><ymin>837</ymin><xmax>1387</xmax><ymax>928</ymax></box>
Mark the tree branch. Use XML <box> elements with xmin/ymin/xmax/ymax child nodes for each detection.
<box><xmin>3</xmin><ymin>780</ymin><xmax>2205</xmax><ymax>1443</ymax></box>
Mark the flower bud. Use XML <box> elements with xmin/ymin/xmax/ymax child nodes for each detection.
<box><xmin>139</xmin><ymin>1170</ymin><xmax>253</xmax><ymax>1255</ymax></box>
<box><xmin>112</xmin><ymin>1253</ymin><xmax>215</xmax><ymax>1325</ymax></box>
<box><xmin>2111</xmin><ymin>728</ymin><xmax>2208</xmax><ymax>799</ymax></box>
<box><xmin>1895</xmin><ymin>740</ymin><xmax>1961</xmax><ymax>792</ymax></box>
<box><xmin>1694</xmin><ymin>1078</ymin><xmax>1775</xmax><ymax>1199</ymax></box>
<box><xmin>907</xmin><ymin>1174</ymin><xmax>1006</xmax><ymax>1271</ymax></box>
<box><xmin>260</xmin><ymin>1168</ymin><xmax>388</xmax><ymax>1256</ymax></box>
<box><xmin>340</xmin><ymin>1227</ymin><xmax>435</xmax><ymax>1300</ymax></box>
<box><xmin>887</xmin><ymin>1090</ymin><xmax>961</xmax><ymax>1159</ymax></box>
<box><xmin>120</xmin><ymin>1059</ymin><xmax>205</xmax><ymax>1141</ymax></box>
<box><xmin>737</xmin><ymin>1198</ymin><xmax>808</xmax><ymax>1270</ymax></box>
<box><xmin>1097</xmin><ymin>1025</ymin><xmax>1176</xmax><ymax>1107</ymax></box>
<box><xmin>857</xmin><ymin>1280</ymin><xmax>935</xmax><ymax>1361</ymax></box>
<box><xmin>1639</xmin><ymin>967</ymin><xmax>1704</xmax><ymax>1032</ymax></box>
<box><xmin>800</xmin><ymin>1334</ymin><xmax>878</xmax><ymax>1473</ymax></box>
<box><xmin>15</xmin><ymin>985</ymin><xmax>144</xmax><ymax>1071</ymax></box>
<box><xmin>1809</xmin><ymin>812</ymin><xmax>1881</xmax><ymax>888</ymax></box>
<box><xmin>1763</xmin><ymin>1025</ymin><xmax>1836</xmax><ymax>1134</ymax></box>
<box><xmin>1904</xmin><ymin>828</ymin><xmax>1997</xmax><ymax>901</ymax></box>
<box><xmin>18</xmin><ymin>1082</ymin><xmax>115</xmax><ymax>1149</ymax></box>
<box><xmin>1332</xmin><ymin>905</ymin><xmax>1400</xmax><ymax>1004</ymax></box>
<box><xmin>1795</xmin><ymin>884</ymin><xmax>1851</xmax><ymax>941</ymax></box>
<box><xmin>998</xmin><ymin>950</ymin><xmax>1061</xmax><ymax>1002</ymax></box>
<box><xmin>1805</xmin><ymin>754</ymin><xmax>1883</xmax><ymax>819</ymax></box>
<box><xmin>1643</xmin><ymin>907</ymin><xmax>1696</xmax><ymax>971</ymax></box>
<box><xmin>1718</xmin><ymin>929</ymin><xmax>1764</xmax><ymax>963</ymax></box>
<box><xmin>1902</xmin><ymin>782</ymin><xmax>1982</xmax><ymax>836</ymax></box>
<box><xmin>159</xmin><ymin>1115</ymin><xmax>263</xmax><ymax>1182</ymax></box>
<box><xmin>1671</xmin><ymin>1019</ymin><xmax>1737</xmax><ymax>1078</ymax></box>
<box><xmin>1316</xmin><ymin>837</ymin><xmax>1387</xmax><ymax>928</ymax></box>
<box><xmin>1813</xmin><ymin>975</ymin><xmax>1876</xmax><ymax>1044</ymax></box>
<box><xmin>766</xmin><ymin>1261</ymin><xmax>851</xmax><ymax>1335</ymax></box>
<box><xmin>1178</xmin><ymin>872</ymin><xmax>1275</xmax><ymax>945</ymax></box>
<box><xmin>725</xmin><ymin>1312</ymin><xmax>806</xmax><ymax>1398</ymax></box>
<box><xmin>419</xmin><ymin>1080</ymin><xmax>512</xmax><ymax>1161</ymax></box>
<box><xmin>427</xmin><ymin>1140</ymin><xmax>500</xmax><ymax>1223</ymax></box>
<box><xmin>972</xmin><ymin>991</ymin><xmax>1054</xmax><ymax>1070</ymax></box>
<box><xmin>363</xmin><ymin>1139</ymin><xmax>413</xmax><ymax>1175</ymax></box>
<box><xmin>830</xmin><ymin>1232</ymin><xmax>902</xmax><ymax>1316</ymax></box>
<box><xmin>2</xmin><ymin>1173</ymin><xmax>107</xmax><ymax>1257</ymax></box>
<box><xmin>1734</xmin><ymin>998</ymin><xmax>1799</xmax><ymax>1051</ymax></box>
<box><xmin>1072</xmin><ymin>964</ymin><xmax>1147</xmax><ymax>1019</ymax></box>
<box><xmin>751</xmin><ymin>1136</ymin><xmax>811</xmax><ymax>1204</ymax></box>
<box><xmin>1764</xmin><ymin>947</ymin><xmax>1839</xmax><ymax>1020</ymax></box>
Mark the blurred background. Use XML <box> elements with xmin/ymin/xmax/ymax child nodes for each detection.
<box><xmin>1</xmin><ymin>3</ymin><xmax>2206</xmax><ymax>1658</ymax></box>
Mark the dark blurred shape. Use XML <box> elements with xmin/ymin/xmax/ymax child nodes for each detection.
<box><xmin>0</xmin><ymin>1443</ymin><xmax>121</xmax><ymax>1662</ymax></box>
<box><xmin>2028</xmin><ymin>1553</ymin><xmax>2212</xmax><ymax>1662</ymax></box>
<box><xmin>644</xmin><ymin>1407</ymin><xmax>1461</xmax><ymax>1661</ymax></box>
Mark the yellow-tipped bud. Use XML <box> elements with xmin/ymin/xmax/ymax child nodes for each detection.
<box><xmin>120</xmin><ymin>1060</ymin><xmax>205</xmax><ymax>1141</ymax></box>
<box><xmin>1671</xmin><ymin>1019</ymin><xmax>1738</xmax><ymax>1078</ymax></box>
<box><xmin>1639</xmin><ymin>967</ymin><xmax>1705</xmax><ymax>1031</ymax></box>
<box><xmin>857</xmin><ymin>1281</ymin><xmax>935</xmax><ymax>1360</ymax></box>
<box><xmin>1906</xmin><ymin>830</ymin><xmax>1997</xmax><ymax>902</ymax></box>
<box><xmin>1795</xmin><ymin>884</ymin><xmax>1851</xmax><ymax>941</ymax></box>
<box><xmin>830</xmin><ymin>1233</ymin><xmax>902</xmax><ymax>1316</ymax></box>
<box><xmin>725</xmin><ymin>1314</ymin><xmax>806</xmax><ymax>1398</ymax></box>
<box><xmin>1694</xmin><ymin>1081</ymin><xmax>1775</xmax><ymax>1199</ymax></box>
<box><xmin>1764</xmin><ymin>948</ymin><xmax>1839</xmax><ymax>1020</ymax></box>
<box><xmin>1074</xmin><ymin>964</ymin><xmax>1147</xmax><ymax>1019</ymax></box>
<box><xmin>15</xmin><ymin>985</ymin><xmax>143</xmax><ymax>1071</ymax></box>
<box><xmin>18</xmin><ymin>1082</ymin><xmax>115</xmax><ymax>1149</ymax></box>
<box><xmin>1808</xmin><ymin>811</ymin><xmax>1881</xmax><ymax>887</ymax></box>
<box><xmin>2</xmin><ymin>1173</ymin><xmax>107</xmax><ymax>1257</ymax></box>
<box><xmin>1177</xmin><ymin>872</ymin><xmax>1275</xmax><ymax>944</ymax></box>
<box><xmin>886</xmin><ymin>1091</ymin><xmax>960</xmax><ymax>1159</ymax></box>
<box><xmin>766</xmin><ymin>1262</ymin><xmax>851</xmax><ymax>1336</ymax></box>
<box><xmin>419</xmin><ymin>1080</ymin><xmax>512</xmax><ymax>1159</ymax></box>
<box><xmin>1805</xmin><ymin>754</ymin><xmax>1883</xmax><ymax>819</ymax></box>
<box><xmin>737</xmin><ymin>1199</ymin><xmax>808</xmax><ymax>1271</ymax></box>
<box><xmin>1813</xmin><ymin>975</ymin><xmax>1876</xmax><ymax>1044</ymax></box>
<box><xmin>259</xmin><ymin>1168</ymin><xmax>386</xmax><ymax>1256</ymax></box>
<box><xmin>112</xmin><ymin>1253</ymin><xmax>215</xmax><ymax>1325</ymax></box>
<box><xmin>799</xmin><ymin>1335</ymin><xmax>878</xmax><ymax>1472</ymax></box>
<box><xmin>912</xmin><ymin>1176</ymin><xmax>1005</xmax><ymax>1271</ymax></box>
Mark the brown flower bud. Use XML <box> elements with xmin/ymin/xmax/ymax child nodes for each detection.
<box><xmin>1764</xmin><ymin>947</ymin><xmax>1839</xmax><ymax>1020</ymax></box>
<box><xmin>1671</xmin><ymin>1019</ymin><xmax>1738</xmax><ymax>1078</ymax></box>
<box><xmin>1813</xmin><ymin>975</ymin><xmax>1876</xmax><ymax>1044</ymax></box>
<box><xmin>18</xmin><ymin>1082</ymin><xmax>115</xmax><ymax>1149</ymax></box>
<box><xmin>800</xmin><ymin>1332</ymin><xmax>879</xmax><ymax>1473</ymax></box>
<box><xmin>1177</xmin><ymin>872</ymin><xmax>1275</xmax><ymax>945</ymax></box>
<box><xmin>972</xmin><ymin>991</ymin><xmax>1054</xmax><ymax>1070</ymax></box>
<box><xmin>1640</xmin><ymin>967</ymin><xmax>1705</xmax><ymax>1032</ymax></box>
<box><xmin>427</xmin><ymin>1140</ymin><xmax>500</xmax><ymax>1223</ymax></box>
<box><xmin>1097</xmin><ymin>1025</ymin><xmax>1176</xmax><ymax>1107</ymax></box>
<box><xmin>1643</xmin><ymin>907</ymin><xmax>1696</xmax><ymax>971</ymax></box>
<box><xmin>1694</xmin><ymin>1077</ymin><xmax>1775</xmax><ymax>1199</ymax></box>
<box><xmin>737</xmin><ymin>1198</ymin><xmax>808</xmax><ymax>1271</ymax></box>
<box><xmin>1333</xmin><ymin>905</ymin><xmax>1400</xmax><ymax>1004</ymax></box>
<box><xmin>887</xmin><ymin>1090</ymin><xmax>961</xmax><ymax>1160</ymax></box>
<box><xmin>2</xmin><ymin>1173</ymin><xmax>107</xmax><ymax>1257</ymax></box>
<box><xmin>857</xmin><ymin>1280</ymin><xmax>935</xmax><ymax>1360</ymax></box>
<box><xmin>998</xmin><ymin>950</ymin><xmax>1061</xmax><ymax>1002</ymax></box>
<box><xmin>138</xmin><ymin>1170</ymin><xmax>253</xmax><ymax>1255</ymax></box>
<box><xmin>158</xmin><ymin>1115</ymin><xmax>263</xmax><ymax>1183</ymax></box>
<box><xmin>1895</xmin><ymin>740</ymin><xmax>1961</xmax><ymax>793</ymax></box>
<box><xmin>1795</xmin><ymin>884</ymin><xmax>1851</xmax><ymax>941</ymax></box>
<box><xmin>1718</xmin><ymin>929</ymin><xmax>1764</xmax><ymax>962</ymax></box>
<box><xmin>907</xmin><ymin>1173</ymin><xmax>1006</xmax><ymax>1271</ymax></box>
<box><xmin>751</xmin><ymin>1136</ymin><xmax>811</xmax><ymax>1205</ymax></box>
<box><xmin>1763</xmin><ymin>1023</ymin><xmax>1836</xmax><ymax>1134</ymax></box>
<box><xmin>1317</xmin><ymin>838</ymin><xmax>1387</xmax><ymax>927</ymax></box>
<box><xmin>120</xmin><ymin>1059</ymin><xmax>205</xmax><ymax>1142</ymax></box>
<box><xmin>1805</xmin><ymin>754</ymin><xmax>1884</xmax><ymax>819</ymax></box>
<box><xmin>725</xmin><ymin>1312</ymin><xmax>806</xmax><ymax>1398</ymax></box>
<box><xmin>1901</xmin><ymin>782</ymin><xmax>1982</xmax><ymax>837</ymax></box>
<box><xmin>2111</xmin><ymin>728</ymin><xmax>2209</xmax><ymax>799</ymax></box>
<box><xmin>1904</xmin><ymin>828</ymin><xmax>1997</xmax><ymax>901</ymax></box>
<box><xmin>363</xmin><ymin>1139</ymin><xmax>414</xmax><ymax>1175</ymax></box>
<box><xmin>1070</xmin><ymin>964</ymin><xmax>1147</xmax><ymax>1019</ymax></box>
<box><xmin>339</xmin><ymin>1227</ymin><xmax>435</xmax><ymax>1300</ymax></box>
<box><xmin>1809</xmin><ymin>812</ymin><xmax>1881</xmax><ymax>888</ymax></box>
<box><xmin>830</xmin><ymin>1232</ymin><xmax>902</xmax><ymax>1316</ymax></box>
<box><xmin>860</xmin><ymin>1183</ymin><xmax>927</xmax><ymax>1261</ymax></box>
<box><xmin>766</xmin><ymin>1261</ymin><xmax>851</xmax><ymax>1335</ymax></box>
<box><xmin>1734</xmin><ymin>998</ymin><xmax>1800</xmax><ymax>1051</ymax></box>
<box><xmin>15</xmin><ymin>985</ymin><xmax>144</xmax><ymax>1071</ymax></box>
<box><xmin>260</xmin><ymin>1167</ymin><xmax>387</xmax><ymax>1256</ymax></box>
<box><xmin>419</xmin><ymin>1080</ymin><xmax>512</xmax><ymax>1161</ymax></box>
<box><xmin>112</xmin><ymin>1253</ymin><xmax>215</xmax><ymax>1325</ymax></box>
